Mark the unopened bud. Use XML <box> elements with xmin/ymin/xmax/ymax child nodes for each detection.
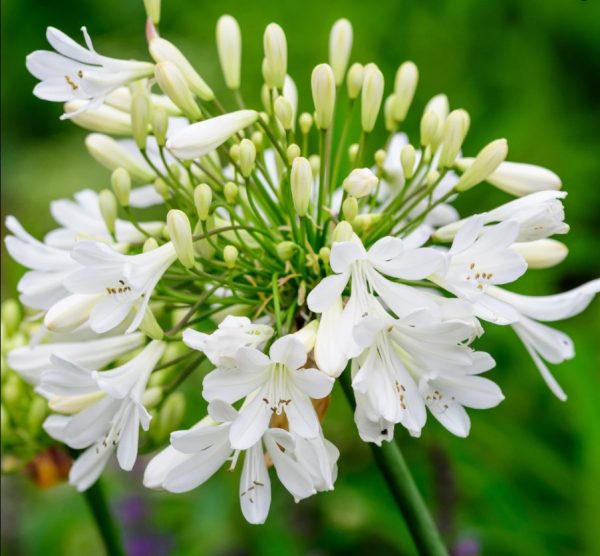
<box><xmin>143</xmin><ymin>386</ymin><xmax>163</xmax><ymax>409</ymax></box>
<box><xmin>511</xmin><ymin>239</ymin><xmax>568</xmax><ymax>269</ymax></box>
<box><xmin>353</xmin><ymin>213</ymin><xmax>381</xmax><ymax>233</ymax></box>
<box><xmin>98</xmin><ymin>189</ymin><xmax>118</xmax><ymax>235</ymax></box>
<box><xmin>420</xmin><ymin>110</ymin><xmax>440</xmax><ymax>149</ymax></box>
<box><xmin>361</xmin><ymin>64</ymin><xmax>384</xmax><ymax>132</ymax></box>
<box><xmin>286</xmin><ymin>143</ymin><xmax>301</xmax><ymax>164</ymax></box>
<box><xmin>333</xmin><ymin>221</ymin><xmax>353</xmax><ymax>243</ymax></box>
<box><xmin>154</xmin><ymin>177</ymin><xmax>171</xmax><ymax>200</ymax></box>
<box><xmin>223</xmin><ymin>245</ymin><xmax>238</xmax><ymax>268</ymax></box>
<box><xmin>294</xmin><ymin>320</ymin><xmax>319</xmax><ymax>352</ymax></box>
<box><xmin>384</xmin><ymin>94</ymin><xmax>397</xmax><ymax>132</ymax></box>
<box><xmin>229</xmin><ymin>143</ymin><xmax>240</xmax><ymax>164</ymax></box>
<box><xmin>291</xmin><ymin>156</ymin><xmax>312</xmax><ymax>217</ymax></box>
<box><xmin>1</xmin><ymin>299</ymin><xmax>21</xmax><ymax>337</ymax></box>
<box><xmin>167</xmin><ymin>209</ymin><xmax>195</xmax><ymax>268</ymax></box>
<box><xmin>455</xmin><ymin>138</ymin><xmax>508</xmax><ymax>191</ymax></box>
<box><xmin>143</xmin><ymin>237</ymin><xmax>159</xmax><ymax>252</ymax></box>
<box><xmin>343</xmin><ymin>168</ymin><xmax>378</xmax><ymax>198</ymax></box>
<box><xmin>140</xmin><ymin>305</ymin><xmax>164</xmax><ymax>340</ymax></box>
<box><xmin>111</xmin><ymin>168</ymin><xmax>131</xmax><ymax>207</ymax></box>
<box><xmin>426</xmin><ymin>170</ymin><xmax>440</xmax><ymax>187</ymax></box>
<box><xmin>143</xmin><ymin>0</ymin><xmax>161</xmax><ymax>24</ymax></box>
<box><xmin>425</xmin><ymin>93</ymin><xmax>449</xmax><ymax>121</ymax></box>
<box><xmin>342</xmin><ymin>196</ymin><xmax>358</xmax><ymax>222</ymax></box>
<box><xmin>348</xmin><ymin>143</ymin><xmax>359</xmax><ymax>164</ymax></box>
<box><xmin>309</xmin><ymin>154</ymin><xmax>320</xmax><ymax>177</ymax></box>
<box><xmin>154</xmin><ymin>61</ymin><xmax>201</xmax><ymax>120</ymax></box>
<box><xmin>400</xmin><ymin>144</ymin><xmax>416</xmax><ymax>179</ymax></box>
<box><xmin>27</xmin><ymin>396</ymin><xmax>48</xmax><ymax>433</ymax></box>
<box><xmin>152</xmin><ymin>107</ymin><xmax>168</xmax><ymax>147</ymax></box>
<box><xmin>392</xmin><ymin>61</ymin><xmax>418</xmax><ymax>122</ymax></box>
<box><xmin>311</xmin><ymin>64</ymin><xmax>336</xmax><ymax>130</ymax></box>
<box><xmin>299</xmin><ymin>112</ymin><xmax>313</xmax><ymax>134</ymax></box>
<box><xmin>131</xmin><ymin>93</ymin><xmax>150</xmax><ymax>149</ymax></box>
<box><xmin>224</xmin><ymin>181</ymin><xmax>238</xmax><ymax>204</ymax></box>
<box><xmin>239</xmin><ymin>139</ymin><xmax>256</xmax><ymax>178</ymax></box>
<box><xmin>347</xmin><ymin>63</ymin><xmax>364</xmax><ymax>99</ymax></box>
<box><xmin>251</xmin><ymin>131</ymin><xmax>264</xmax><ymax>151</ymax></box>
<box><xmin>276</xmin><ymin>241</ymin><xmax>297</xmax><ymax>261</ymax></box>
<box><xmin>319</xmin><ymin>247</ymin><xmax>331</xmax><ymax>265</ymax></box>
<box><xmin>329</xmin><ymin>18</ymin><xmax>353</xmax><ymax>86</ymax></box>
<box><xmin>261</xmin><ymin>60</ymin><xmax>275</xmax><ymax>90</ymax></box>
<box><xmin>194</xmin><ymin>183</ymin><xmax>212</xmax><ymax>221</ymax></box>
<box><xmin>216</xmin><ymin>15</ymin><xmax>241</xmax><ymax>90</ymax></box>
<box><xmin>274</xmin><ymin>96</ymin><xmax>294</xmax><ymax>130</ymax></box>
<box><xmin>439</xmin><ymin>109</ymin><xmax>470</xmax><ymax>168</ymax></box>
<box><xmin>263</xmin><ymin>23</ymin><xmax>287</xmax><ymax>88</ymax></box>
<box><xmin>374</xmin><ymin>149</ymin><xmax>387</xmax><ymax>168</ymax></box>
<box><xmin>64</xmin><ymin>101</ymin><xmax>132</xmax><ymax>135</ymax></box>
<box><xmin>150</xmin><ymin>38</ymin><xmax>214</xmax><ymax>101</ymax></box>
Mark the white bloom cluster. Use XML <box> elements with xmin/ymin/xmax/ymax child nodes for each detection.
<box><xmin>3</xmin><ymin>3</ymin><xmax>598</xmax><ymax>525</ymax></box>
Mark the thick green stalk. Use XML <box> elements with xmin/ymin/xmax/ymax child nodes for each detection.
<box><xmin>339</xmin><ymin>372</ymin><xmax>448</xmax><ymax>556</ymax></box>
<box><xmin>83</xmin><ymin>479</ymin><xmax>126</xmax><ymax>556</ymax></box>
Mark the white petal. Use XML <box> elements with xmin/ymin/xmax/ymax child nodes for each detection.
<box><xmin>269</xmin><ymin>335</ymin><xmax>307</xmax><ymax>370</ymax></box>
<box><xmin>306</xmin><ymin>273</ymin><xmax>350</xmax><ymax>313</ymax></box>
<box><xmin>290</xmin><ymin>368</ymin><xmax>334</xmax><ymax>399</ymax></box>
<box><xmin>69</xmin><ymin>444</ymin><xmax>115</xmax><ymax>492</ymax></box>
<box><xmin>330</xmin><ymin>241</ymin><xmax>366</xmax><ymax>273</ymax></box>
<box><xmin>202</xmin><ymin>367</ymin><xmax>267</xmax><ymax>404</ymax></box>
<box><xmin>229</xmin><ymin>394</ymin><xmax>272</xmax><ymax>450</ymax></box>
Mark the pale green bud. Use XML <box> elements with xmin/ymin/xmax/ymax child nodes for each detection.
<box><xmin>425</xmin><ymin>93</ymin><xmax>449</xmax><ymax>121</ymax></box>
<box><xmin>143</xmin><ymin>0</ymin><xmax>161</xmax><ymax>24</ymax></box>
<box><xmin>140</xmin><ymin>306</ymin><xmax>164</xmax><ymax>340</ymax></box>
<box><xmin>400</xmin><ymin>144</ymin><xmax>416</xmax><ymax>179</ymax></box>
<box><xmin>426</xmin><ymin>170</ymin><xmax>440</xmax><ymax>187</ymax></box>
<box><xmin>2</xmin><ymin>375</ymin><xmax>22</xmax><ymax>411</ymax></box>
<box><xmin>216</xmin><ymin>15</ymin><xmax>241</xmax><ymax>90</ymax></box>
<box><xmin>293</xmin><ymin>320</ymin><xmax>319</xmax><ymax>352</ymax></box>
<box><xmin>274</xmin><ymin>96</ymin><xmax>294</xmax><ymax>130</ymax></box>
<box><xmin>1</xmin><ymin>299</ymin><xmax>21</xmax><ymax>338</ymax></box>
<box><xmin>154</xmin><ymin>61</ymin><xmax>201</xmax><ymax>120</ymax></box>
<box><xmin>239</xmin><ymin>138</ymin><xmax>256</xmax><ymax>178</ymax></box>
<box><xmin>439</xmin><ymin>109</ymin><xmax>470</xmax><ymax>168</ymax></box>
<box><xmin>150</xmin><ymin>38</ymin><xmax>214</xmax><ymax>101</ymax></box>
<box><xmin>374</xmin><ymin>149</ymin><xmax>387</xmax><ymax>168</ymax></box>
<box><xmin>27</xmin><ymin>396</ymin><xmax>48</xmax><ymax>433</ymax></box>
<box><xmin>333</xmin><ymin>221</ymin><xmax>353</xmax><ymax>243</ymax></box>
<box><xmin>261</xmin><ymin>60</ymin><xmax>275</xmax><ymax>90</ymax></box>
<box><xmin>131</xmin><ymin>93</ymin><xmax>150</xmax><ymax>149</ymax></box>
<box><xmin>276</xmin><ymin>241</ymin><xmax>297</xmax><ymax>261</ymax></box>
<box><xmin>299</xmin><ymin>112</ymin><xmax>313</xmax><ymax>134</ymax></box>
<box><xmin>311</xmin><ymin>64</ymin><xmax>336</xmax><ymax>130</ymax></box>
<box><xmin>329</xmin><ymin>18</ymin><xmax>353</xmax><ymax>86</ymax></box>
<box><xmin>343</xmin><ymin>168</ymin><xmax>378</xmax><ymax>198</ymax></box>
<box><xmin>263</xmin><ymin>23</ymin><xmax>287</xmax><ymax>88</ymax></box>
<box><xmin>143</xmin><ymin>237</ymin><xmax>159</xmax><ymax>252</ymax></box>
<box><xmin>291</xmin><ymin>157</ymin><xmax>312</xmax><ymax>216</ymax></box>
<box><xmin>152</xmin><ymin>107</ymin><xmax>169</xmax><ymax>147</ymax></box>
<box><xmin>98</xmin><ymin>189</ymin><xmax>118</xmax><ymax>235</ymax></box>
<box><xmin>111</xmin><ymin>168</ymin><xmax>131</xmax><ymax>207</ymax></box>
<box><xmin>223</xmin><ymin>245</ymin><xmax>238</xmax><ymax>268</ymax></box>
<box><xmin>286</xmin><ymin>143</ymin><xmax>301</xmax><ymax>164</ymax></box>
<box><xmin>384</xmin><ymin>94</ymin><xmax>397</xmax><ymax>132</ymax></box>
<box><xmin>229</xmin><ymin>143</ymin><xmax>240</xmax><ymax>164</ymax></box>
<box><xmin>251</xmin><ymin>131</ymin><xmax>264</xmax><ymax>151</ymax></box>
<box><xmin>309</xmin><ymin>155</ymin><xmax>320</xmax><ymax>177</ymax></box>
<box><xmin>319</xmin><ymin>247</ymin><xmax>331</xmax><ymax>265</ymax></box>
<box><xmin>342</xmin><ymin>196</ymin><xmax>358</xmax><ymax>223</ymax></box>
<box><xmin>64</xmin><ymin>101</ymin><xmax>132</xmax><ymax>135</ymax></box>
<box><xmin>154</xmin><ymin>177</ymin><xmax>171</xmax><ymax>200</ymax></box>
<box><xmin>353</xmin><ymin>213</ymin><xmax>381</xmax><ymax>233</ymax></box>
<box><xmin>512</xmin><ymin>239</ymin><xmax>568</xmax><ymax>269</ymax></box>
<box><xmin>392</xmin><ymin>61</ymin><xmax>418</xmax><ymax>122</ymax></box>
<box><xmin>142</xmin><ymin>386</ymin><xmax>163</xmax><ymax>409</ymax></box>
<box><xmin>347</xmin><ymin>63</ymin><xmax>364</xmax><ymax>100</ymax></box>
<box><xmin>348</xmin><ymin>143</ymin><xmax>359</xmax><ymax>164</ymax></box>
<box><xmin>224</xmin><ymin>181</ymin><xmax>239</xmax><ymax>204</ymax></box>
<box><xmin>167</xmin><ymin>209</ymin><xmax>195</xmax><ymax>268</ymax></box>
<box><xmin>455</xmin><ymin>138</ymin><xmax>508</xmax><ymax>191</ymax></box>
<box><xmin>194</xmin><ymin>183</ymin><xmax>212</xmax><ymax>221</ymax></box>
<box><xmin>361</xmin><ymin>63</ymin><xmax>384</xmax><ymax>133</ymax></box>
<box><xmin>85</xmin><ymin>133</ymin><xmax>155</xmax><ymax>182</ymax></box>
<box><xmin>420</xmin><ymin>110</ymin><xmax>441</xmax><ymax>149</ymax></box>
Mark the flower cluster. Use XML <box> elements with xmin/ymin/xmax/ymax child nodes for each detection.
<box><xmin>4</xmin><ymin>1</ymin><xmax>599</xmax><ymax>525</ymax></box>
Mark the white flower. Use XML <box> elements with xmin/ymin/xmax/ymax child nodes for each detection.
<box><xmin>431</xmin><ymin>216</ymin><xmax>528</xmax><ymax>324</ymax></box>
<box><xmin>26</xmin><ymin>27</ymin><xmax>154</xmax><ymax>119</ymax></box>
<box><xmin>342</xmin><ymin>168</ymin><xmax>378</xmax><ymax>198</ymax></box>
<box><xmin>144</xmin><ymin>400</ymin><xmax>337</xmax><ymax>524</ymax></box>
<box><xmin>202</xmin><ymin>335</ymin><xmax>334</xmax><ymax>449</ymax></box>
<box><xmin>183</xmin><ymin>315</ymin><xmax>273</xmax><ymax>368</ymax></box>
<box><xmin>45</xmin><ymin>240</ymin><xmax>177</xmax><ymax>334</ymax></box>
<box><xmin>42</xmin><ymin>340</ymin><xmax>165</xmax><ymax>491</ymax></box>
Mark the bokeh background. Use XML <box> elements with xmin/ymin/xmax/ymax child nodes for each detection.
<box><xmin>2</xmin><ymin>0</ymin><xmax>599</xmax><ymax>554</ymax></box>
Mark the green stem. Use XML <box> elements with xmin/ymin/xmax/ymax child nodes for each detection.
<box><xmin>83</xmin><ymin>479</ymin><xmax>126</xmax><ymax>556</ymax></box>
<box><xmin>339</xmin><ymin>372</ymin><xmax>448</xmax><ymax>556</ymax></box>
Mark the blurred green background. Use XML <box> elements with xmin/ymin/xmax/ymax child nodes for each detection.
<box><xmin>1</xmin><ymin>0</ymin><xmax>599</xmax><ymax>554</ymax></box>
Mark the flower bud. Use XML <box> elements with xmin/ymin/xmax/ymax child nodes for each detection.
<box><xmin>426</xmin><ymin>169</ymin><xmax>440</xmax><ymax>187</ymax></box>
<box><xmin>44</xmin><ymin>293</ymin><xmax>99</xmax><ymax>333</ymax></box>
<box><xmin>342</xmin><ymin>196</ymin><xmax>358</xmax><ymax>222</ymax></box>
<box><xmin>274</xmin><ymin>96</ymin><xmax>294</xmax><ymax>130</ymax></box>
<box><xmin>329</xmin><ymin>18</ymin><xmax>353</xmax><ymax>86</ymax></box>
<box><xmin>229</xmin><ymin>143</ymin><xmax>240</xmax><ymax>163</ymax></box>
<box><xmin>291</xmin><ymin>156</ymin><xmax>312</xmax><ymax>216</ymax></box>
<box><xmin>167</xmin><ymin>110</ymin><xmax>258</xmax><ymax>159</ymax></box>
<box><xmin>455</xmin><ymin>138</ymin><xmax>508</xmax><ymax>191</ymax></box>
<box><xmin>167</xmin><ymin>210</ymin><xmax>195</xmax><ymax>268</ymax></box>
<box><xmin>223</xmin><ymin>245</ymin><xmax>238</xmax><ymax>268</ymax></box>
<box><xmin>400</xmin><ymin>144</ymin><xmax>416</xmax><ymax>179</ymax></box>
<box><xmin>150</xmin><ymin>38</ymin><xmax>214</xmax><ymax>101</ymax></box>
<box><xmin>311</xmin><ymin>64</ymin><xmax>336</xmax><ymax>130</ymax></box>
<box><xmin>425</xmin><ymin>93</ymin><xmax>449</xmax><ymax>121</ymax></box>
<box><xmin>299</xmin><ymin>112</ymin><xmax>313</xmax><ymax>134</ymax></box>
<box><xmin>131</xmin><ymin>92</ymin><xmax>150</xmax><ymax>149</ymax></box>
<box><xmin>64</xmin><ymin>101</ymin><xmax>132</xmax><ymax>135</ymax></box>
<box><xmin>143</xmin><ymin>0</ymin><xmax>161</xmax><ymax>24</ymax></box>
<box><xmin>276</xmin><ymin>241</ymin><xmax>297</xmax><ymax>261</ymax></box>
<box><xmin>85</xmin><ymin>133</ymin><xmax>155</xmax><ymax>182</ymax></box>
<box><xmin>286</xmin><ymin>143</ymin><xmax>301</xmax><ymax>164</ymax></box>
<box><xmin>1</xmin><ymin>299</ymin><xmax>21</xmax><ymax>337</ymax></box>
<box><xmin>374</xmin><ymin>149</ymin><xmax>386</xmax><ymax>168</ymax></box>
<box><xmin>348</xmin><ymin>143</ymin><xmax>359</xmax><ymax>164</ymax></box>
<box><xmin>143</xmin><ymin>237</ymin><xmax>159</xmax><ymax>252</ymax></box>
<box><xmin>152</xmin><ymin>107</ymin><xmax>168</xmax><ymax>147</ymax></box>
<box><xmin>346</xmin><ymin>63</ymin><xmax>364</xmax><ymax>99</ymax></box>
<box><xmin>420</xmin><ymin>110</ymin><xmax>440</xmax><ymax>149</ymax></box>
<box><xmin>140</xmin><ymin>305</ymin><xmax>164</xmax><ymax>340</ymax></box>
<box><xmin>361</xmin><ymin>64</ymin><xmax>384</xmax><ymax>133</ymax></box>
<box><xmin>342</xmin><ymin>168</ymin><xmax>378</xmax><ymax>198</ymax></box>
<box><xmin>309</xmin><ymin>154</ymin><xmax>320</xmax><ymax>177</ymax></box>
<box><xmin>384</xmin><ymin>94</ymin><xmax>397</xmax><ymax>132</ymax></box>
<box><xmin>154</xmin><ymin>61</ymin><xmax>201</xmax><ymax>120</ymax></box>
<box><xmin>111</xmin><ymin>168</ymin><xmax>131</xmax><ymax>207</ymax></box>
<box><xmin>216</xmin><ymin>15</ymin><xmax>241</xmax><ymax>90</ymax></box>
<box><xmin>353</xmin><ymin>213</ymin><xmax>381</xmax><ymax>233</ymax></box>
<box><xmin>261</xmin><ymin>60</ymin><xmax>275</xmax><ymax>90</ymax></box>
<box><xmin>224</xmin><ymin>181</ymin><xmax>238</xmax><ymax>204</ymax></box>
<box><xmin>332</xmin><ymin>221</ymin><xmax>353</xmax><ymax>243</ymax></box>
<box><xmin>98</xmin><ymin>189</ymin><xmax>118</xmax><ymax>235</ymax></box>
<box><xmin>439</xmin><ymin>109</ymin><xmax>470</xmax><ymax>168</ymax></box>
<box><xmin>239</xmin><ymin>138</ymin><xmax>256</xmax><ymax>178</ymax></box>
<box><xmin>263</xmin><ymin>23</ymin><xmax>287</xmax><ymax>89</ymax></box>
<box><xmin>511</xmin><ymin>239</ymin><xmax>568</xmax><ymax>269</ymax></box>
<box><xmin>154</xmin><ymin>177</ymin><xmax>171</xmax><ymax>200</ymax></box>
<box><xmin>294</xmin><ymin>320</ymin><xmax>319</xmax><ymax>352</ymax></box>
<box><xmin>319</xmin><ymin>247</ymin><xmax>331</xmax><ymax>265</ymax></box>
<box><xmin>194</xmin><ymin>183</ymin><xmax>212</xmax><ymax>221</ymax></box>
<box><xmin>392</xmin><ymin>61</ymin><xmax>418</xmax><ymax>122</ymax></box>
<box><xmin>251</xmin><ymin>131</ymin><xmax>264</xmax><ymax>151</ymax></box>
<box><xmin>143</xmin><ymin>386</ymin><xmax>163</xmax><ymax>409</ymax></box>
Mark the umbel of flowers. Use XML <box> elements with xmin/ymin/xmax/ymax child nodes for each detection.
<box><xmin>4</xmin><ymin>0</ymin><xmax>599</xmax><ymax>530</ymax></box>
